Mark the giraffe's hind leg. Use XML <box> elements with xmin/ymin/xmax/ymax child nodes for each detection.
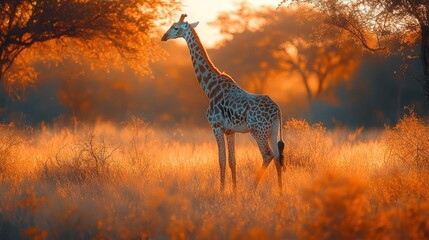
<box><xmin>274</xmin><ymin>157</ymin><xmax>283</xmax><ymax>192</ymax></box>
<box><xmin>226</xmin><ymin>133</ymin><xmax>237</xmax><ymax>191</ymax></box>
<box><xmin>270</xmin><ymin>120</ymin><xmax>283</xmax><ymax>192</ymax></box>
<box><xmin>252</xmin><ymin>131</ymin><xmax>275</xmax><ymax>188</ymax></box>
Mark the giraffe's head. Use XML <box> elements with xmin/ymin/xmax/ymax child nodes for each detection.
<box><xmin>161</xmin><ymin>14</ymin><xmax>199</xmax><ymax>41</ymax></box>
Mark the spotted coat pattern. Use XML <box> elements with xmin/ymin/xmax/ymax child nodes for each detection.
<box><xmin>162</xmin><ymin>16</ymin><xmax>284</xmax><ymax>191</ymax></box>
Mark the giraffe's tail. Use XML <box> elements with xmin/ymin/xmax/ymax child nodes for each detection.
<box><xmin>277</xmin><ymin>114</ymin><xmax>285</xmax><ymax>167</ymax></box>
<box><xmin>272</xmin><ymin>113</ymin><xmax>285</xmax><ymax>167</ymax></box>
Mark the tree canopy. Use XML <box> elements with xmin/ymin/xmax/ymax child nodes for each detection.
<box><xmin>0</xmin><ymin>0</ymin><xmax>179</xmax><ymax>96</ymax></box>
<box><xmin>280</xmin><ymin>0</ymin><xmax>429</xmax><ymax>109</ymax></box>
<box><xmin>212</xmin><ymin>4</ymin><xmax>361</xmax><ymax>100</ymax></box>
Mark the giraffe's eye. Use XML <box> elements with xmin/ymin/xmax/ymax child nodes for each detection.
<box><xmin>173</xmin><ymin>27</ymin><xmax>178</xmax><ymax>31</ymax></box>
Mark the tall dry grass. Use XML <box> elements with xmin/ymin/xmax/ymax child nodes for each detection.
<box><xmin>0</xmin><ymin>112</ymin><xmax>429</xmax><ymax>239</ymax></box>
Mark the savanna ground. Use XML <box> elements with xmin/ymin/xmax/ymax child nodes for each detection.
<box><xmin>1</xmin><ymin>111</ymin><xmax>429</xmax><ymax>239</ymax></box>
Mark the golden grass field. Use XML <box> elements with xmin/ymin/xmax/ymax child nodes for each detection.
<box><xmin>1</xmin><ymin>112</ymin><xmax>429</xmax><ymax>239</ymax></box>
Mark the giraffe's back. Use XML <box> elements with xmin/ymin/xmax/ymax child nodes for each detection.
<box><xmin>220</xmin><ymin>89</ymin><xmax>251</xmax><ymax>133</ymax></box>
<box><xmin>208</xmin><ymin>85</ymin><xmax>280</xmax><ymax>134</ymax></box>
<box><xmin>245</xmin><ymin>94</ymin><xmax>280</xmax><ymax>131</ymax></box>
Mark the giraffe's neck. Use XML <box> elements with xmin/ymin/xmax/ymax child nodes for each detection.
<box><xmin>184</xmin><ymin>28</ymin><xmax>233</xmax><ymax>98</ymax></box>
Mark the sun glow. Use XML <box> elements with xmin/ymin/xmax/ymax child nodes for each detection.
<box><xmin>181</xmin><ymin>0</ymin><xmax>281</xmax><ymax>47</ymax></box>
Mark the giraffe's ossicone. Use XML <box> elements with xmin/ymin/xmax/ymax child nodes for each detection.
<box><xmin>162</xmin><ymin>14</ymin><xmax>285</xmax><ymax>192</ymax></box>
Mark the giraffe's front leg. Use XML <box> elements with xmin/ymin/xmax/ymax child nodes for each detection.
<box><xmin>226</xmin><ymin>133</ymin><xmax>237</xmax><ymax>191</ymax></box>
<box><xmin>213</xmin><ymin>128</ymin><xmax>226</xmax><ymax>191</ymax></box>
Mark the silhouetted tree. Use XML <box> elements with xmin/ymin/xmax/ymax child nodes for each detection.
<box><xmin>280</xmin><ymin>0</ymin><xmax>429</xmax><ymax>110</ymax></box>
<box><xmin>212</xmin><ymin>4</ymin><xmax>361</xmax><ymax>100</ymax></box>
<box><xmin>0</xmin><ymin>0</ymin><xmax>179</xmax><ymax>96</ymax></box>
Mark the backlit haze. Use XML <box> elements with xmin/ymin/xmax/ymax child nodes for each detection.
<box><xmin>182</xmin><ymin>0</ymin><xmax>281</xmax><ymax>47</ymax></box>
<box><xmin>1</xmin><ymin>2</ymin><xmax>428</xmax><ymax>239</ymax></box>
<box><xmin>0</xmin><ymin>0</ymin><xmax>426</xmax><ymax>128</ymax></box>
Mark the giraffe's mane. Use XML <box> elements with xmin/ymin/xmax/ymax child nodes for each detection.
<box><xmin>190</xmin><ymin>27</ymin><xmax>235</xmax><ymax>82</ymax></box>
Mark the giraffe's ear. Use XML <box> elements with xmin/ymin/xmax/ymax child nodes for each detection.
<box><xmin>190</xmin><ymin>21</ymin><xmax>199</xmax><ymax>28</ymax></box>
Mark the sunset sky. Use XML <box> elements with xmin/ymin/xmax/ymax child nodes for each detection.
<box><xmin>181</xmin><ymin>0</ymin><xmax>280</xmax><ymax>47</ymax></box>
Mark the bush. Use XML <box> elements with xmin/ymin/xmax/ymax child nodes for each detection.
<box><xmin>42</xmin><ymin>128</ymin><xmax>119</xmax><ymax>184</ymax></box>
<box><xmin>0</xmin><ymin>124</ymin><xmax>26</xmax><ymax>181</ymax></box>
<box><xmin>283</xmin><ymin>119</ymin><xmax>331</xmax><ymax>171</ymax></box>
<box><xmin>385</xmin><ymin>109</ymin><xmax>429</xmax><ymax>171</ymax></box>
<box><xmin>123</xmin><ymin>116</ymin><xmax>154</xmax><ymax>177</ymax></box>
<box><xmin>301</xmin><ymin>170</ymin><xmax>370</xmax><ymax>239</ymax></box>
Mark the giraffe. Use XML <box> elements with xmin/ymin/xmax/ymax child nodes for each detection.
<box><xmin>161</xmin><ymin>14</ymin><xmax>285</xmax><ymax>191</ymax></box>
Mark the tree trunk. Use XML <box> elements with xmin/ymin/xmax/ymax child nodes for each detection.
<box><xmin>298</xmin><ymin>71</ymin><xmax>313</xmax><ymax>100</ymax></box>
<box><xmin>0</xmin><ymin>86</ymin><xmax>6</xmax><ymax>121</ymax></box>
<box><xmin>0</xmin><ymin>67</ymin><xmax>6</xmax><ymax>122</ymax></box>
<box><xmin>424</xmin><ymin>75</ymin><xmax>429</xmax><ymax>113</ymax></box>
<box><xmin>421</xmin><ymin>25</ymin><xmax>429</xmax><ymax>113</ymax></box>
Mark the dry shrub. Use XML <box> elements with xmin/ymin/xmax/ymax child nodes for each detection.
<box><xmin>385</xmin><ymin>109</ymin><xmax>429</xmax><ymax>170</ymax></box>
<box><xmin>41</xmin><ymin>128</ymin><xmax>119</xmax><ymax>184</ymax></box>
<box><xmin>122</xmin><ymin>116</ymin><xmax>154</xmax><ymax>177</ymax></box>
<box><xmin>380</xmin><ymin>109</ymin><xmax>429</xmax><ymax>204</ymax></box>
<box><xmin>0</xmin><ymin>124</ymin><xmax>26</xmax><ymax>181</ymax></box>
<box><xmin>372</xmin><ymin>166</ymin><xmax>429</xmax><ymax>206</ymax></box>
<box><xmin>283</xmin><ymin>119</ymin><xmax>331</xmax><ymax>170</ymax></box>
<box><xmin>301</xmin><ymin>169</ymin><xmax>429</xmax><ymax>239</ymax></box>
<box><xmin>300</xmin><ymin>170</ymin><xmax>370</xmax><ymax>239</ymax></box>
<box><xmin>368</xmin><ymin>199</ymin><xmax>429</xmax><ymax>239</ymax></box>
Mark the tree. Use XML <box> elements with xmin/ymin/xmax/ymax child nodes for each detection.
<box><xmin>0</xmin><ymin>0</ymin><xmax>179</xmax><ymax>97</ymax></box>
<box><xmin>211</xmin><ymin>4</ymin><xmax>361</xmax><ymax>100</ymax></box>
<box><xmin>280</xmin><ymin>0</ymin><xmax>429</xmax><ymax>110</ymax></box>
